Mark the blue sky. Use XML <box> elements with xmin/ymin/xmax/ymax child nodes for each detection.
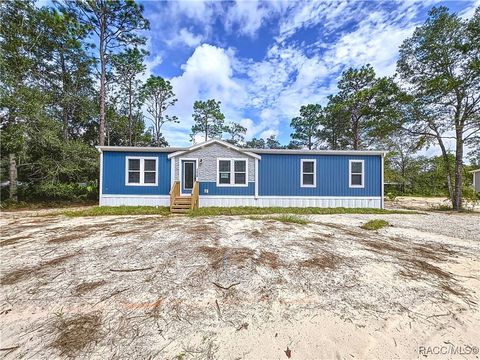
<box><xmin>139</xmin><ymin>1</ymin><xmax>478</xmax><ymax>147</ymax></box>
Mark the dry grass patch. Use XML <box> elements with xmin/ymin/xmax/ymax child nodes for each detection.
<box><xmin>399</xmin><ymin>259</ymin><xmax>452</xmax><ymax>280</ymax></box>
<box><xmin>198</xmin><ymin>246</ymin><xmax>255</xmax><ymax>269</ymax></box>
<box><xmin>48</xmin><ymin>234</ymin><xmax>82</xmax><ymax>244</ymax></box>
<box><xmin>257</xmin><ymin>251</ymin><xmax>282</xmax><ymax>269</ymax></box>
<box><xmin>52</xmin><ymin>313</ymin><xmax>102</xmax><ymax>357</ymax></box>
<box><xmin>0</xmin><ymin>236</ymin><xmax>28</xmax><ymax>247</ymax></box>
<box><xmin>361</xmin><ymin>240</ymin><xmax>407</xmax><ymax>254</ymax></box>
<box><xmin>1</xmin><ymin>253</ymin><xmax>78</xmax><ymax>285</ymax></box>
<box><xmin>299</xmin><ymin>253</ymin><xmax>343</xmax><ymax>270</ymax></box>
<box><xmin>1</xmin><ymin>267</ymin><xmax>35</xmax><ymax>285</ymax></box>
<box><xmin>111</xmin><ymin>229</ymin><xmax>138</xmax><ymax>237</ymax></box>
<box><xmin>74</xmin><ymin>280</ymin><xmax>107</xmax><ymax>296</ymax></box>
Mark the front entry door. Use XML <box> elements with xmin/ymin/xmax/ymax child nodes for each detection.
<box><xmin>181</xmin><ymin>160</ymin><xmax>196</xmax><ymax>195</ymax></box>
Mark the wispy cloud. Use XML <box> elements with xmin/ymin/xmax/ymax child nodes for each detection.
<box><xmin>140</xmin><ymin>0</ymin><xmax>478</xmax><ymax>146</ymax></box>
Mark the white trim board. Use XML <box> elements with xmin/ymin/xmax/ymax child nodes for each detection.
<box><xmin>125</xmin><ymin>156</ymin><xmax>158</xmax><ymax>186</ymax></box>
<box><xmin>349</xmin><ymin>159</ymin><xmax>365</xmax><ymax>188</ymax></box>
<box><xmin>178</xmin><ymin>158</ymin><xmax>198</xmax><ymax>196</ymax></box>
<box><xmin>300</xmin><ymin>159</ymin><xmax>316</xmax><ymax>188</ymax></box>
<box><xmin>167</xmin><ymin>139</ymin><xmax>261</xmax><ymax>160</ymax></box>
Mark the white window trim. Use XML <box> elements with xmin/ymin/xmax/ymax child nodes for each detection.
<box><xmin>349</xmin><ymin>159</ymin><xmax>365</xmax><ymax>188</ymax></box>
<box><xmin>300</xmin><ymin>159</ymin><xmax>316</xmax><ymax>188</ymax></box>
<box><xmin>216</xmin><ymin>158</ymin><xmax>248</xmax><ymax>187</ymax></box>
<box><xmin>125</xmin><ymin>156</ymin><xmax>158</xmax><ymax>186</ymax></box>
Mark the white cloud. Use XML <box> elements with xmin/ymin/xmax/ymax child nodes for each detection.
<box><xmin>459</xmin><ymin>0</ymin><xmax>480</xmax><ymax>18</ymax></box>
<box><xmin>162</xmin><ymin>44</ymin><xmax>247</xmax><ymax>146</ymax></box>
<box><xmin>166</xmin><ymin>28</ymin><xmax>203</xmax><ymax>48</ymax></box>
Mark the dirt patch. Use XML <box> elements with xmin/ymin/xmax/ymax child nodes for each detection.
<box><xmin>52</xmin><ymin>313</ymin><xmax>102</xmax><ymax>357</ymax></box>
<box><xmin>74</xmin><ymin>280</ymin><xmax>107</xmax><ymax>296</ymax></box>
<box><xmin>250</xmin><ymin>229</ymin><xmax>262</xmax><ymax>237</ymax></box>
<box><xmin>299</xmin><ymin>253</ymin><xmax>343</xmax><ymax>270</ymax></box>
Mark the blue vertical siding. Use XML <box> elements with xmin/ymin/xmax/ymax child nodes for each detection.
<box><xmin>258</xmin><ymin>154</ymin><xmax>381</xmax><ymax>197</ymax></box>
<box><xmin>102</xmin><ymin>151</ymin><xmax>171</xmax><ymax>195</ymax></box>
<box><xmin>200</xmin><ymin>182</ymin><xmax>255</xmax><ymax>196</ymax></box>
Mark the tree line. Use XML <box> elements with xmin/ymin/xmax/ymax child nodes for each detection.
<box><xmin>1</xmin><ymin>1</ymin><xmax>478</xmax><ymax>209</ymax></box>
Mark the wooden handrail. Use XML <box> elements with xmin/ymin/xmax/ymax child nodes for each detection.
<box><xmin>169</xmin><ymin>181</ymin><xmax>180</xmax><ymax>210</ymax></box>
<box><xmin>191</xmin><ymin>181</ymin><xmax>200</xmax><ymax>210</ymax></box>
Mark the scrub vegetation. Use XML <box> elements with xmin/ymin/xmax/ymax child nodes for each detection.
<box><xmin>56</xmin><ymin>206</ymin><xmax>416</xmax><ymax>217</ymax></box>
<box><xmin>60</xmin><ymin>206</ymin><xmax>171</xmax><ymax>217</ymax></box>
<box><xmin>189</xmin><ymin>206</ymin><xmax>415</xmax><ymax>217</ymax></box>
<box><xmin>361</xmin><ymin>219</ymin><xmax>390</xmax><ymax>230</ymax></box>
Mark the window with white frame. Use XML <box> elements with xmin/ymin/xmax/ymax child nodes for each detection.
<box><xmin>217</xmin><ymin>159</ymin><xmax>247</xmax><ymax>186</ymax></box>
<box><xmin>301</xmin><ymin>159</ymin><xmax>316</xmax><ymax>187</ymax></box>
<box><xmin>126</xmin><ymin>157</ymin><xmax>158</xmax><ymax>186</ymax></box>
<box><xmin>349</xmin><ymin>160</ymin><xmax>364</xmax><ymax>188</ymax></box>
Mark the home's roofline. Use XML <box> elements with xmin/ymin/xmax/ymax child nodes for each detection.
<box><xmin>96</xmin><ymin>144</ymin><xmax>387</xmax><ymax>157</ymax></box>
<box><xmin>244</xmin><ymin>148</ymin><xmax>388</xmax><ymax>156</ymax></box>
<box><xmin>96</xmin><ymin>146</ymin><xmax>186</xmax><ymax>153</ymax></box>
<box><xmin>167</xmin><ymin>139</ymin><xmax>262</xmax><ymax>160</ymax></box>
<box><xmin>470</xmin><ymin>169</ymin><xmax>480</xmax><ymax>173</ymax></box>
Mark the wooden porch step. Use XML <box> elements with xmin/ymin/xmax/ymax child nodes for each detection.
<box><xmin>170</xmin><ymin>207</ymin><xmax>190</xmax><ymax>213</ymax></box>
<box><xmin>172</xmin><ymin>204</ymin><xmax>191</xmax><ymax>209</ymax></box>
<box><xmin>174</xmin><ymin>197</ymin><xmax>192</xmax><ymax>204</ymax></box>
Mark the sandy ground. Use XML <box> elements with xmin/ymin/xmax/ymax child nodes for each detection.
<box><xmin>387</xmin><ymin>196</ymin><xmax>480</xmax><ymax>212</ymax></box>
<box><xmin>1</xmin><ymin>209</ymin><xmax>479</xmax><ymax>359</ymax></box>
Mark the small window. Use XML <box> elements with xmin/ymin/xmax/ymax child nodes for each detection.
<box><xmin>218</xmin><ymin>160</ymin><xmax>231</xmax><ymax>184</ymax></box>
<box><xmin>301</xmin><ymin>159</ymin><xmax>316</xmax><ymax>187</ymax></box>
<box><xmin>349</xmin><ymin>160</ymin><xmax>364</xmax><ymax>188</ymax></box>
<box><xmin>234</xmin><ymin>160</ymin><xmax>246</xmax><ymax>185</ymax></box>
<box><xmin>126</xmin><ymin>157</ymin><xmax>157</xmax><ymax>186</ymax></box>
<box><xmin>217</xmin><ymin>159</ymin><xmax>248</xmax><ymax>186</ymax></box>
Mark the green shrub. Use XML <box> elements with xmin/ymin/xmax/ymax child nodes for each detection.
<box><xmin>361</xmin><ymin>219</ymin><xmax>390</xmax><ymax>230</ymax></box>
<box><xmin>386</xmin><ymin>191</ymin><xmax>398</xmax><ymax>201</ymax></box>
<box><xmin>24</xmin><ymin>182</ymin><xmax>98</xmax><ymax>201</ymax></box>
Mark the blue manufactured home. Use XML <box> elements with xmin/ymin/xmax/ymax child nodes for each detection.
<box><xmin>98</xmin><ymin>139</ymin><xmax>385</xmax><ymax>212</ymax></box>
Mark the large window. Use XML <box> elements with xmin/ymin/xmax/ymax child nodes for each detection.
<box><xmin>301</xmin><ymin>159</ymin><xmax>316</xmax><ymax>187</ymax></box>
<box><xmin>126</xmin><ymin>157</ymin><xmax>158</xmax><ymax>186</ymax></box>
<box><xmin>349</xmin><ymin>160</ymin><xmax>364</xmax><ymax>188</ymax></box>
<box><xmin>217</xmin><ymin>159</ymin><xmax>248</xmax><ymax>186</ymax></box>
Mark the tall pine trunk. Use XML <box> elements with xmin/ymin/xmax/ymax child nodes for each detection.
<box><xmin>98</xmin><ymin>18</ymin><xmax>106</xmax><ymax>146</ymax></box>
<box><xmin>437</xmin><ymin>136</ymin><xmax>454</xmax><ymax>206</ymax></box>
<box><xmin>453</xmin><ymin>129</ymin><xmax>464</xmax><ymax>210</ymax></box>
<box><xmin>60</xmin><ymin>51</ymin><xmax>69</xmax><ymax>140</ymax></box>
<box><xmin>9</xmin><ymin>153</ymin><xmax>17</xmax><ymax>202</ymax></box>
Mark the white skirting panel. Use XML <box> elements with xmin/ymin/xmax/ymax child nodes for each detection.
<box><xmin>198</xmin><ymin>196</ymin><xmax>382</xmax><ymax>209</ymax></box>
<box><xmin>100</xmin><ymin>195</ymin><xmax>382</xmax><ymax>208</ymax></box>
<box><xmin>100</xmin><ymin>195</ymin><xmax>169</xmax><ymax>206</ymax></box>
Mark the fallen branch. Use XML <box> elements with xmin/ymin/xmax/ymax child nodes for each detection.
<box><xmin>212</xmin><ymin>282</ymin><xmax>240</xmax><ymax>290</ymax></box>
<box><xmin>110</xmin><ymin>267</ymin><xmax>153</xmax><ymax>272</ymax></box>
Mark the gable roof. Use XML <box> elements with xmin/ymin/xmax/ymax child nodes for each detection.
<box><xmin>167</xmin><ymin>139</ymin><xmax>262</xmax><ymax>160</ymax></box>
